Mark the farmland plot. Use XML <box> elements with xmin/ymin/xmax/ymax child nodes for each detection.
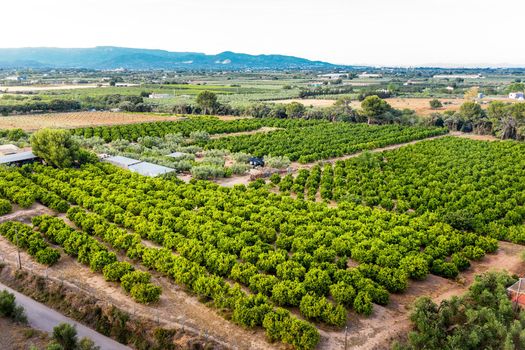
<box><xmin>0</xmin><ymin>159</ymin><xmax>503</xmax><ymax>349</ymax></box>
<box><xmin>0</xmin><ymin>111</ymin><xmax>181</xmax><ymax>131</ymax></box>
<box><xmin>279</xmin><ymin>137</ymin><xmax>525</xmax><ymax>243</ymax></box>
<box><xmin>205</xmin><ymin>123</ymin><xmax>447</xmax><ymax>163</ymax></box>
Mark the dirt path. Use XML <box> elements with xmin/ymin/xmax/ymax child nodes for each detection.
<box><xmin>450</xmin><ymin>131</ymin><xmax>499</xmax><ymax>142</ymax></box>
<box><xmin>0</xmin><ymin>204</ymin><xmax>54</xmax><ymax>225</ymax></box>
<box><xmin>290</xmin><ymin>133</ymin><xmax>451</xmax><ymax>171</ymax></box>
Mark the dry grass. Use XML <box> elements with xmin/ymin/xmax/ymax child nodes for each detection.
<box><xmin>347</xmin><ymin>98</ymin><xmax>465</xmax><ymax>116</ymax></box>
<box><xmin>351</xmin><ymin>97</ymin><xmax>519</xmax><ymax>117</ymax></box>
<box><xmin>0</xmin><ymin>318</ymin><xmax>51</xmax><ymax>350</ymax></box>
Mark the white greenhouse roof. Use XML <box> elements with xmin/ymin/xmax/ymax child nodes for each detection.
<box><xmin>128</xmin><ymin>162</ymin><xmax>175</xmax><ymax>177</ymax></box>
<box><xmin>104</xmin><ymin>155</ymin><xmax>142</xmax><ymax>167</ymax></box>
<box><xmin>0</xmin><ymin>151</ymin><xmax>37</xmax><ymax>164</ymax></box>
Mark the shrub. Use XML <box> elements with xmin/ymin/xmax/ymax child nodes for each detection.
<box><xmin>399</xmin><ymin>255</ymin><xmax>429</xmax><ymax>281</ymax></box>
<box><xmin>190</xmin><ymin>164</ymin><xmax>225</xmax><ymax>179</ymax></box>
<box><xmin>78</xmin><ymin>337</ymin><xmax>100</xmax><ymax>350</ymax></box>
<box><xmin>89</xmin><ymin>250</ymin><xmax>117</xmax><ymax>272</ymax></box>
<box><xmin>430</xmin><ymin>99</ymin><xmax>443</xmax><ymax>109</ymax></box>
<box><xmin>0</xmin><ymin>290</ymin><xmax>27</xmax><ymax>323</ymax></box>
<box><xmin>0</xmin><ymin>199</ymin><xmax>12</xmax><ymax>215</ymax></box>
<box><xmin>451</xmin><ymin>253</ymin><xmax>471</xmax><ymax>271</ymax></box>
<box><xmin>121</xmin><ymin>271</ymin><xmax>151</xmax><ymax>293</ymax></box>
<box><xmin>35</xmin><ymin>247</ymin><xmax>61</xmax><ymax>265</ymax></box>
<box><xmin>303</xmin><ymin>268</ymin><xmax>331</xmax><ymax>296</ymax></box>
<box><xmin>189</xmin><ymin>130</ymin><xmax>210</xmax><ymax>142</ymax></box>
<box><xmin>204</xmin><ymin>149</ymin><xmax>229</xmax><ymax>157</ymax></box>
<box><xmin>283</xmin><ymin>318</ymin><xmax>320</xmax><ymax>350</ymax></box>
<box><xmin>265</xmin><ymin>156</ymin><xmax>291</xmax><ymax>169</ymax></box>
<box><xmin>232</xmin><ymin>152</ymin><xmax>250</xmax><ymax>163</ymax></box>
<box><xmin>230</xmin><ymin>163</ymin><xmax>251</xmax><ymax>175</ymax></box>
<box><xmin>130</xmin><ymin>283</ymin><xmax>162</xmax><ymax>304</ymax></box>
<box><xmin>431</xmin><ymin>259</ymin><xmax>459</xmax><ymax>279</ymax></box>
<box><xmin>232</xmin><ymin>294</ymin><xmax>272</xmax><ymax>328</ymax></box>
<box><xmin>201</xmin><ymin>156</ymin><xmax>225</xmax><ymax>167</ymax></box>
<box><xmin>353</xmin><ymin>291</ymin><xmax>373</xmax><ymax>316</ymax></box>
<box><xmin>329</xmin><ymin>282</ymin><xmax>356</xmax><ymax>307</ymax></box>
<box><xmin>269</xmin><ymin>173</ymin><xmax>281</xmax><ymax>185</ymax></box>
<box><xmin>103</xmin><ymin>261</ymin><xmax>134</xmax><ymax>282</ymax></box>
<box><xmin>52</xmin><ymin>323</ymin><xmax>78</xmax><ymax>350</ymax></box>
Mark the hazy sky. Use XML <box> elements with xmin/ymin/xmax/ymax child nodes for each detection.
<box><xmin>2</xmin><ymin>0</ymin><xmax>524</xmax><ymax>67</ymax></box>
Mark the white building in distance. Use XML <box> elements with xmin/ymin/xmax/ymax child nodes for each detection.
<box><xmin>358</xmin><ymin>72</ymin><xmax>383</xmax><ymax>79</ymax></box>
<box><xmin>433</xmin><ymin>74</ymin><xmax>484</xmax><ymax>79</ymax></box>
<box><xmin>317</xmin><ymin>73</ymin><xmax>348</xmax><ymax>80</ymax></box>
<box><xmin>509</xmin><ymin>92</ymin><xmax>525</xmax><ymax>100</ymax></box>
<box><xmin>148</xmin><ymin>93</ymin><xmax>172</xmax><ymax>99</ymax></box>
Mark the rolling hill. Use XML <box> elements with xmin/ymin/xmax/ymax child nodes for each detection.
<box><xmin>0</xmin><ymin>46</ymin><xmax>344</xmax><ymax>70</ymax></box>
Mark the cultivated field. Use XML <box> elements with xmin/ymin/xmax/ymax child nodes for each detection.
<box><xmin>0</xmin><ymin>111</ymin><xmax>182</xmax><ymax>130</ymax></box>
<box><xmin>0</xmin><ymin>84</ymin><xmax>107</xmax><ymax>92</ymax></box>
<box><xmin>268</xmin><ymin>99</ymin><xmax>337</xmax><ymax>107</ymax></box>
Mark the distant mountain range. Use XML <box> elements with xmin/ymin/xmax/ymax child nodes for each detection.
<box><xmin>0</xmin><ymin>46</ymin><xmax>346</xmax><ymax>70</ymax></box>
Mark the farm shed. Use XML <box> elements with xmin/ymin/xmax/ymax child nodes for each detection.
<box><xmin>128</xmin><ymin>162</ymin><xmax>175</xmax><ymax>177</ymax></box>
<box><xmin>0</xmin><ymin>151</ymin><xmax>38</xmax><ymax>166</ymax></box>
<box><xmin>148</xmin><ymin>93</ymin><xmax>172</xmax><ymax>99</ymax></box>
<box><xmin>103</xmin><ymin>155</ymin><xmax>142</xmax><ymax>169</ymax></box>
<box><xmin>507</xmin><ymin>278</ymin><xmax>525</xmax><ymax>307</ymax></box>
<box><xmin>0</xmin><ymin>144</ymin><xmax>20</xmax><ymax>156</ymax></box>
<box><xmin>358</xmin><ymin>72</ymin><xmax>383</xmax><ymax>78</ymax></box>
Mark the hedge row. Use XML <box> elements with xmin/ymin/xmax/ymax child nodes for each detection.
<box><xmin>0</xmin><ymin>221</ymin><xmax>60</xmax><ymax>265</ymax></box>
<box><xmin>32</xmin><ymin>215</ymin><xmax>161</xmax><ymax>304</ymax></box>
